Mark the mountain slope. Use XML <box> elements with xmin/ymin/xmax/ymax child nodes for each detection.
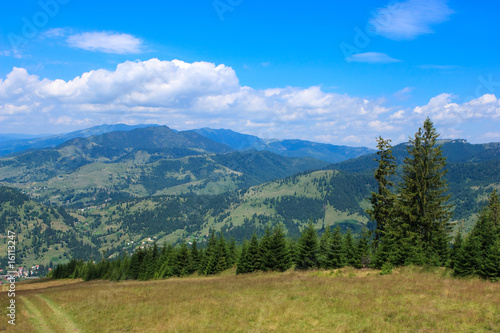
<box><xmin>0</xmin><ymin>132</ymin><xmax>327</xmax><ymax>206</ymax></box>
<box><xmin>0</xmin><ymin>126</ymin><xmax>233</xmax><ymax>183</ymax></box>
<box><xmin>1</xmin><ymin>138</ymin><xmax>499</xmax><ymax>269</ymax></box>
<box><xmin>193</xmin><ymin>128</ymin><xmax>374</xmax><ymax>163</ymax></box>
<box><xmin>0</xmin><ymin>124</ymin><xmax>159</xmax><ymax>156</ymax></box>
<box><xmin>332</xmin><ymin>140</ymin><xmax>500</xmax><ymax>173</ymax></box>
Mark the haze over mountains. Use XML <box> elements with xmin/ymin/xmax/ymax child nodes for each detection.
<box><xmin>0</xmin><ymin>124</ymin><xmax>374</xmax><ymax>162</ymax></box>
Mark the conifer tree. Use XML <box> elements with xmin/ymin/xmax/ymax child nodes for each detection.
<box><xmin>175</xmin><ymin>242</ymin><xmax>192</xmax><ymax>276</ymax></box>
<box><xmin>203</xmin><ymin>231</ymin><xmax>218</xmax><ymax>275</ymax></box>
<box><xmin>145</xmin><ymin>242</ymin><xmax>159</xmax><ymax>279</ymax></box>
<box><xmin>259</xmin><ymin>226</ymin><xmax>273</xmax><ymax>271</ymax></box>
<box><xmin>128</xmin><ymin>248</ymin><xmax>145</xmax><ymax>280</ymax></box>
<box><xmin>295</xmin><ymin>222</ymin><xmax>319</xmax><ymax>270</ymax></box>
<box><xmin>487</xmin><ymin>190</ymin><xmax>500</xmax><ymax>228</ymax></box>
<box><xmin>449</xmin><ymin>231</ymin><xmax>463</xmax><ymax>269</ymax></box>
<box><xmin>270</xmin><ymin>224</ymin><xmax>292</xmax><ymax>272</ymax></box>
<box><xmin>246</xmin><ymin>233</ymin><xmax>261</xmax><ymax>273</ymax></box>
<box><xmin>344</xmin><ymin>228</ymin><xmax>356</xmax><ymax>267</ymax></box>
<box><xmin>330</xmin><ymin>226</ymin><xmax>346</xmax><ymax>269</ymax></box>
<box><xmin>454</xmin><ymin>191</ymin><xmax>500</xmax><ymax>278</ymax></box>
<box><xmin>190</xmin><ymin>239</ymin><xmax>200</xmax><ymax>273</ymax></box>
<box><xmin>355</xmin><ymin>228</ymin><xmax>371</xmax><ymax>268</ymax></box>
<box><xmin>215</xmin><ymin>233</ymin><xmax>229</xmax><ymax>272</ymax></box>
<box><xmin>157</xmin><ymin>244</ymin><xmax>176</xmax><ymax>278</ymax></box>
<box><xmin>318</xmin><ymin>227</ymin><xmax>332</xmax><ymax>268</ymax></box>
<box><xmin>480</xmin><ymin>238</ymin><xmax>500</xmax><ymax>281</ymax></box>
<box><xmin>236</xmin><ymin>241</ymin><xmax>249</xmax><ymax>274</ymax></box>
<box><xmin>397</xmin><ymin>117</ymin><xmax>452</xmax><ymax>264</ymax></box>
<box><xmin>227</xmin><ymin>238</ymin><xmax>237</xmax><ymax>268</ymax></box>
<box><xmin>367</xmin><ymin>136</ymin><xmax>397</xmax><ymax>244</ymax></box>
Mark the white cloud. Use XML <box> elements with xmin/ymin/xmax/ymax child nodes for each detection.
<box><xmin>342</xmin><ymin>135</ymin><xmax>362</xmax><ymax>144</ymax></box>
<box><xmin>346</xmin><ymin>52</ymin><xmax>401</xmax><ymax>64</ymax></box>
<box><xmin>483</xmin><ymin>132</ymin><xmax>500</xmax><ymax>140</ymax></box>
<box><xmin>368</xmin><ymin>120</ymin><xmax>395</xmax><ymax>131</ymax></box>
<box><xmin>1</xmin><ymin>58</ymin><xmax>499</xmax><ymax>147</ymax></box>
<box><xmin>67</xmin><ymin>32</ymin><xmax>143</xmax><ymax>54</ymax></box>
<box><xmin>390</xmin><ymin>110</ymin><xmax>405</xmax><ymax>119</ymax></box>
<box><xmin>369</xmin><ymin>0</ymin><xmax>453</xmax><ymax>40</ymax></box>
<box><xmin>394</xmin><ymin>87</ymin><xmax>414</xmax><ymax>100</ymax></box>
<box><xmin>42</xmin><ymin>28</ymin><xmax>71</xmax><ymax>39</ymax></box>
<box><xmin>413</xmin><ymin>93</ymin><xmax>500</xmax><ymax>123</ymax></box>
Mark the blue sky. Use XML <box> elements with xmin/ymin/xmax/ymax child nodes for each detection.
<box><xmin>0</xmin><ymin>0</ymin><xmax>499</xmax><ymax>147</ymax></box>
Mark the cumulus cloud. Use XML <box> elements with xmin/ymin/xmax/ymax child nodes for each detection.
<box><xmin>1</xmin><ymin>58</ymin><xmax>499</xmax><ymax>146</ymax></box>
<box><xmin>413</xmin><ymin>93</ymin><xmax>500</xmax><ymax>123</ymax></box>
<box><xmin>369</xmin><ymin>0</ymin><xmax>453</xmax><ymax>40</ymax></box>
<box><xmin>346</xmin><ymin>52</ymin><xmax>401</xmax><ymax>64</ymax></box>
<box><xmin>67</xmin><ymin>32</ymin><xmax>143</xmax><ymax>54</ymax></box>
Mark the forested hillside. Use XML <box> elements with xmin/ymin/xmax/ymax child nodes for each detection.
<box><xmin>0</xmin><ymin>123</ymin><xmax>499</xmax><ymax>271</ymax></box>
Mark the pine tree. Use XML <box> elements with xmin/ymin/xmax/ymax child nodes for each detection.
<box><xmin>295</xmin><ymin>222</ymin><xmax>319</xmax><ymax>270</ymax></box>
<box><xmin>203</xmin><ymin>231</ymin><xmax>218</xmax><ymax>275</ymax></box>
<box><xmin>259</xmin><ymin>226</ymin><xmax>273</xmax><ymax>271</ymax></box>
<box><xmin>454</xmin><ymin>191</ymin><xmax>500</xmax><ymax>278</ymax></box>
<box><xmin>318</xmin><ymin>227</ymin><xmax>332</xmax><ymax>268</ymax></box>
<box><xmin>329</xmin><ymin>226</ymin><xmax>346</xmax><ymax>269</ymax></box>
<box><xmin>236</xmin><ymin>241</ymin><xmax>249</xmax><ymax>274</ymax></box>
<box><xmin>190</xmin><ymin>239</ymin><xmax>200</xmax><ymax>273</ymax></box>
<box><xmin>246</xmin><ymin>233</ymin><xmax>261</xmax><ymax>273</ymax></box>
<box><xmin>449</xmin><ymin>231</ymin><xmax>463</xmax><ymax>269</ymax></box>
<box><xmin>397</xmin><ymin>117</ymin><xmax>452</xmax><ymax>264</ymax></box>
<box><xmin>157</xmin><ymin>244</ymin><xmax>176</xmax><ymax>278</ymax></box>
<box><xmin>227</xmin><ymin>238</ymin><xmax>237</xmax><ymax>268</ymax></box>
<box><xmin>145</xmin><ymin>242</ymin><xmax>159</xmax><ymax>279</ymax></box>
<box><xmin>355</xmin><ymin>228</ymin><xmax>371</xmax><ymax>268</ymax></box>
<box><xmin>480</xmin><ymin>238</ymin><xmax>500</xmax><ymax>281</ymax></box>
<box><xmin>129</xmin><ymin>248</ymin><xmax>145</xmax><ymax>280</ymax></box>
<box><xmin>270</xmin><ymin>224</ymin><xmax>292</xmax><ymax>272</ymax></box>
<box><xmin>344</xmin><ymin>228</ymin><xmax>356</xmax><ymax>267</ymax></box>
<box><xmin>175</xmin><ymin>242</ymin><xmax>192</xmax><ymax>276</ymax></box>
<box><xmin>367</xmin><ymin>136</ymin><xmax>397</xmax><ymax>245</ymax></box>
<box><xmin>487</xmin><ymin>190</ymin><xmax>500</xmax><ymax>228</ymax></box>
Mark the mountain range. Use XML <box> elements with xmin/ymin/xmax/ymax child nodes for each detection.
<box><xmin>0</xmin><ymin>124</ymin><xmax>499</xmax><ymax>270</ymax></box>
<box><xmin>0</xmin><ymin>124</ymin><xmax>374</xmax><ymax>163</ymax></box>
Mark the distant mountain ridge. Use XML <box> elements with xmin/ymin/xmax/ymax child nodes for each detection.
<box><xmin>0</xmin><ymin>126</ymin><xmax>328</xmax><ymax>205</ymax></box>
<box><xmin>192</xmin><ymin>128</ymin><xmax>374</xmax><ymax>163</ymax></box>
<box><xmin>332</xmin><ymin>139</ymin><xmax>500</xmax><ymax>173</ymax></box>
<box><xmin>0</xmin><ymin>124</ymin><xmax>159</xmax><ymax>156</ymax></box>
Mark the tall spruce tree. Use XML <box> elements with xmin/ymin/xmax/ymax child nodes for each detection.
<box><xmin>246</xmin><ymin>233</ymin><xmax>261</xmax><ymax>273</ymax></box>
<box><xmin>296</xmin><ymin>222</ymin><xmax>319</xmax><ymax>270</ymax></box>
<box><xmin>344</xmin><ymin>228</ymin><xmax>356</xmax><ymax>267</ymax></box>
<box><xmin>397</xmin><ymin>117</ymin><xmax>452</xmax><ymax>265</ymax></box>
<box><xmin>367</xmin><ymin>136</ymin><xmax>397</xmax><ymax>244</ymax></box>
<box><xmin>259</xmin><ymin>226</ymin><xmax>273</xmax><ymax>271</ymax></box>
<box><xmin>355</xmin><ymin>228</ymin><xmax>371</xmax><ymax>268</ymax></box>
<box><xmin>236</xmin><ymin>241</ymin><xmax>250</xmax><ymax>274</ymax></box>
<box><xmin>190</xmin><ymin>239</ymin><xmax>201</xmax><ymax>273</ymax></box>
<box><xmin>270</xmin><ymin>224</ymin><xmax>292</xmax><ymax>272</ymax></box>
<box><xmin>318</xmin><ymin>227</ymin><xmax>332</xmax><ymax>268</ymax></box>
<box><xmin>329</xmin><ymin>225</ymin><xmax>346</xmax><ymax>269</ymax></box>
<box><xmin>456</xmin><ymin>190</ymin><xmax>500</xmax><ymax>279</ymax></box>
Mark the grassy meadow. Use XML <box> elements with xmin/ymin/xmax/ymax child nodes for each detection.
<box><xmin>1</xmin><ymin>267</ymin><xmax>499</xmax><ymax>332</ymax></box>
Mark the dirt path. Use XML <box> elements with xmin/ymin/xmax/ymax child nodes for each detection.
<box><xmin>20</xmin><ymin>296</ymin><xmax>52</xmax><ymax>333</ymax></box>
<box><xmin>21</xmin><ymin>294</ymin><xmax>82</xmax><ymax>333</ymax></box>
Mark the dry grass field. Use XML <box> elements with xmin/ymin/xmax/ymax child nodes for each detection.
<box><xmin>1</xmin><ymin>267</ymin><xmax>499</xmax><ymax>332</ymax></box>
